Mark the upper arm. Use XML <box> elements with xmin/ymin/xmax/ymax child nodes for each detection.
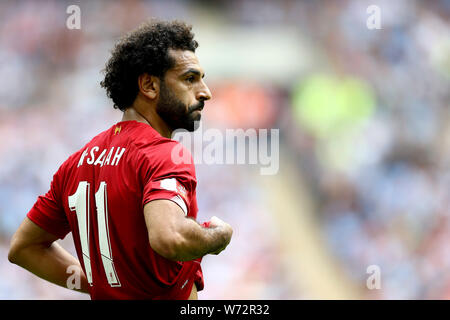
<box><xmin>9</xmin><ymin>217</ymin><xmax>59</xmax><ymax>262</ymax></box>
<box><xmin>139</xmin><ymin>141</ymin><xmax>199</xmax><ymax>260</ymax></box>
<box><xmin>143</xmin><ymin>199</ymin><xmax>187</xmax><ymax>260</ymax></box>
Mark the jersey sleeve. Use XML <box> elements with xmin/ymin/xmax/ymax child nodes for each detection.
<box><xmin>139</xmin><ymin>140</ymin><xmax>197</xmax><ymax>216</ymax></box>
<box><xmin>26</xmin><ymin>165</ymin><xmax>71</xmax><ymax>239</ymax></box>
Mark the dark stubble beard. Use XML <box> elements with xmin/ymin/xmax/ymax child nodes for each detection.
<box><xmin>156</xmin><ymin>80</ymin><xmax>204</xmax><ymax>132</ymax></box>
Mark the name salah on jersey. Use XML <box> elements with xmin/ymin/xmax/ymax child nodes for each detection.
<box><xmin>77</xmin><ymin>146</ymin><xmax>126</xmax><ymax>168</ymax></box>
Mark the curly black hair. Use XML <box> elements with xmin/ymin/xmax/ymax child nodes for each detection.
<box><xmin>100</xmin><ymin>19</ymin><xmax>198</xmax><ymax>111</ymax></box>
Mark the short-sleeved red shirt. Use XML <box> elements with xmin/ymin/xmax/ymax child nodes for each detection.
<box><xmin>27</xmin><ymin>120</ymin><xmax>205</xmax><ymax>299</ymax></box>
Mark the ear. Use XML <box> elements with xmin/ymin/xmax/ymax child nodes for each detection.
<box><xmin>138</xmin><ymin>73</ymin><xmax>160</xmax><ymax>100</ymax></box>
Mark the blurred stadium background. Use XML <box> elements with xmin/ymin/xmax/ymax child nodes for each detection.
<box><xmin>0</xmin><ymin>0</ymin><xmax>449</xmax><ymax>299</ymax></box>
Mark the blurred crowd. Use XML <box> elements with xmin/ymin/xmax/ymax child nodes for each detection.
<box><xmin>283</xmin><ymin>0</ymin><xmax>450</xmax><ymax>299</ymax></box>
<box><xmin>0</xmin><ymin>0</ymin><xmax>449</xmax><ymax>299</ymax></box>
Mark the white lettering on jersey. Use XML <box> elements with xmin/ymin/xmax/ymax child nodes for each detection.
<box><xmin>111</xmin><ymin>147</ymin><xmax>126</xmax><ymax>166</ymax></box>
<box><xmin>103</xmin><ymin>147</ymin><xmax>115</xmax><ymax>166</ymax></box>
<box><xmin>77</xmin><ymin>146</ymin><xmax>126</xmax><ymax>167</ymax></box>
<box><xmin>86</xmin><ymin>146</ymin><xmax>99</xmax><ymax>165</ymax></box>
<box><xmin>78</xmin><ymin>148</ymin><xmax>89</xmax><ymax>168</ymax></box>
<box><xmin>93</xmin><ymin>149</ymin><xmax>107</xmax><ymax>166</ymax></box>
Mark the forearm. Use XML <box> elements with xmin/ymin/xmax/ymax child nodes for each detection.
<box><xmin>9</xmin><ymin>242</ymin><xmax>90</xmax><ymax>294</ymax></box>
<box><xmin>145</xmin><ymin>200</ymin><xmax>232</xmax><ymax>262</ymax></box>
<box><xmin>172</xmin><ymin>218</ymin><xmax>229</xmax><ymax>261</ymax></box>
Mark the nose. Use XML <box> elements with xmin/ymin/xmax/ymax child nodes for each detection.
<box><xmin>197</xmin><ymin>81</ymin><xmax>212</xmax><ymax>102</ymax></box>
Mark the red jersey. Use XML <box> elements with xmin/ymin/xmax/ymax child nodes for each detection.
<box><xmin>27</xmin><ymin>120</ymin><xmax>205</xmax><ymax>299</ymax></box>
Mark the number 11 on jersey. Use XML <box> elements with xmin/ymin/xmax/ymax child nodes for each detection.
<box><xmin>68</xmin><ymin>181</ymin><xmax>121</xmax><ymax>287</ymax></box>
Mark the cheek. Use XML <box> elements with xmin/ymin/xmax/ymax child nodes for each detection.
<box><xmin>182</xmin><ymin>84</ymin><xmax>198</xmax><ymax>101</ymax></box>
<box><xmin>182</xmin><ymin>88</ymin><xmax>196</xmax><ymax>103</ymax></box>
<box><xmin>182</xmin><ymin>94</ymin><xmax>197</xmax><ymax>110</ymax></box>
<box><xmin>174</xmin><ymin>85</ymin><xmax>194</xmax><ymax>106</ymax></box>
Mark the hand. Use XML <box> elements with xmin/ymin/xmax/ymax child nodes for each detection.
<box><xmin>208</xmin><ymin>216</ymin><xmax>233</xmax><ymax>255</ymax></box>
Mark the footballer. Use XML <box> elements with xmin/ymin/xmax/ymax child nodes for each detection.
<box><xmin>8</xmin><ymin>19</ymin><xmax>233</xmax><ymax>300</ymax></box>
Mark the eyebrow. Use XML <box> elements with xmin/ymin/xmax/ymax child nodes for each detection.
<box><xmin>181</xmin><ymin>69</ymin><xmax>205</xmax><ymax>78</ymax></box>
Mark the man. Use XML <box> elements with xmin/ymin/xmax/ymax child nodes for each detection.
<box><xmin>8</xmin><ymin>19</ymin><xmax>233</xmax><ymax>300</ymax></box>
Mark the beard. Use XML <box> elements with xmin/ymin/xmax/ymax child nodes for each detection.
<box><xmin>156</xmin><ymin>81</ymin><xmax>204</xmax><ymax>132</ymax></box>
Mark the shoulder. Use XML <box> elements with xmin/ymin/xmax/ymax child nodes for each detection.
<box><xmin>134</xmin><ymin>135</ymin><xmax>195</xmax><ymax>177</ymax></box>
<box><xmin>53</xmin><ymin>145</ymin><xmax>88</xmax><ymax>184</ymax></box>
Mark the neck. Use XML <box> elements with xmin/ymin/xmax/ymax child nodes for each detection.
<box><xmin>121</xmin><ymin>100</ymin><xmax>173</xmax><ymax>139</ymax></box>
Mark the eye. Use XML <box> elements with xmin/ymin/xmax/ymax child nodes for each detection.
<box><xmin>186</xmin><ymin>76</ymin><xmax>195</xmax><ymax>83</ymax></box>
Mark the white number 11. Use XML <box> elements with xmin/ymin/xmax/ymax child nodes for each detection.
<box><xmin>68</xmin><ymin>181</ymin><xmax>121</xmax><ymax>287</ymax></box>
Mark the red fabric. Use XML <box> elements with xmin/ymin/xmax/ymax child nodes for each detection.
<box><xmin>201</xmin><ymin>221</ymin><xmax>211</xmax><ymax>228</ymax></box>
<box><xmin>27</xmin><ymin>120</ymin><xmax>206</xmax><ymax>299</ymax></box>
